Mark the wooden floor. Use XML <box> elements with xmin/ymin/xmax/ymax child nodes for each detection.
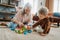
<box><xmin>0</xmin><ymin>27</ymin><xmax>60</xmax><ymax>40</ymax></box>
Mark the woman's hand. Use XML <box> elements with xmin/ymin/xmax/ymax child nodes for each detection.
<box><xmin>18</xmin><ymin>23</ymin><xmax>24</xmax><ymax>27</ymax></box>
<box><xmin>20</xmin><ymin>23</ymin><xmax>24</xmax><ymax>27</ymax></box>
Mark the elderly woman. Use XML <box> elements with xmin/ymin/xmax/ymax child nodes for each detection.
<box><xmin>13</xmin><ymin>3</ymin><xmax>32</xmax><ymax>27</ymax></box>
<box><xmin>32</xmin><ymin>7</ymin><xmax>51</xmax><ymax>36</ymax></box>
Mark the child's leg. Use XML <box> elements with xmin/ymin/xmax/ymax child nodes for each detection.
<box><xmin>39</xmin><ymin>25</ymin><xmax>50</xmax><ymax>36</ymax></box>
<box><xmin>46</xmin><ymin>28</ymin><xmax>50</xmax><ymax>34</ymax></box>
<box><xmin>43</xmin><ymin>22</ymin><xmax>51</xmax><ymax>34</ymax></box>
<box><xmin>43</xmin><ymin>26</ymin><xmax>50</xmax><ymax>34</ymax></box>
<box><xmin>38</xmin><ymin>20</ymin><xmax>51</xmax><ymax>36</ymax></box>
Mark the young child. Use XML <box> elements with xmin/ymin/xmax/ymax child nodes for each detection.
<box><xmin>32</xmin><ymin>7</ymin><xmax>51</xmax><ymax>36</ymax></box>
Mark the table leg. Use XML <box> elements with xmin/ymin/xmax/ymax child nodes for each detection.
<box><xmin>57</xmin><ymin>22</ymin><xmax>59</xmax><ymax>27</ymax></box>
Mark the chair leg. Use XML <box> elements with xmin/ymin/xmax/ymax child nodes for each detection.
<box><xmin>57</xmin><ymin>22</ymin><xmax>59</xmax><ymax>27</ymax></box>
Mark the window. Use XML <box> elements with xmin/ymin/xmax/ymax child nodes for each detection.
<box><xmin>53</xmin><ymin>0</ymin><xmax>60</xmax><ymax>12</ymax></box>
<box><xmin>23</xmin><ymin>0</ymin><xmax>38</xmax><ymax>14</ymax></box>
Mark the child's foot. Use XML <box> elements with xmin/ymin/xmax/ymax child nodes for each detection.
<box><xmin>38</xmin><ymin>32</ymin><xmax>47</xmax><ymax>36</ymax></box>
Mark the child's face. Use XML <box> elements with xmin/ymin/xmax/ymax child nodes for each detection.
<box><xmin>39</xmin><ymin>13</ymin><xmax>46</xmax><ymax>19</ymax></box>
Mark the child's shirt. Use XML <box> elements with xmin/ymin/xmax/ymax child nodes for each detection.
<box><xmin>33</xmin><ymin>17</ymin><xmax>50</xmax><ymax>34</ymax></box>
<box><xmin>33</xmin><ymin>17</ymin><xmax>60</xmax><ymax>34</ymax></box>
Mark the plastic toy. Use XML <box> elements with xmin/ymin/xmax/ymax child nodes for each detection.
<box><xmin>15</xmin><ymin>29</ymin><xmax>23</xmax><ymax>34</ymax></box>
<box><xmin>27</xmin><ymin>25</ymin><xmax>31</xmax><ymax>30</ymax></box>
<box><xmin>18</xmin><ymin>30</ymin><xmax>23</xmax><ymax>34</ymax></box>
<box><xmin>15</xmin><ymin>28</ymin><xmax>23</xmax><ymax>34</ymax></box>
<box><xmin>15</xmin><ymin>25</ymin><xmax>32</xmax><ymax>35</ymax></box>
<box><xmin>15</xmin><ymin>29</ymin><xmax>18</xmax><ymax>33</ymax></box>
<box><xmin>23</xmin><ymin>30</ymin><xmax>32</xmax><ymax>35</ymax></box>
<box><xmin>10</xmin><ymin>28</ymin><xmax>15</xmax><ymax>31</ymax></box>
<box><xmin>15</xmin><ymin>26</ymin><xmax>27</xmax><ymax>34</ymax></box>
<box><xmin>24</xmin><ymin>30</ymin><xmax>28</xmax><ymax>35</ymax></box>
<box><xmin>7</xmin><ymin>22</ymin><xmax>18</xmax><ymax>31</ymax></box>
<box><xmin>23</xmin><ymin>25</ymin><xmax>32</xmax><ymax>35</ymax></box>
<box><xmin>7</xmin><ymin>22</ymin><xmax>12</xmax><ymax>28</ymax></box>
<box><xmin>28</xmin><ymin>30</ymin><xmax>32</xmax><ymax>33</ymax></box>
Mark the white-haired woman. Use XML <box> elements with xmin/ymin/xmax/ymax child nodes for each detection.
<box><xmin>13</xmin><ymin>3</ymin><xmax>32</xmax><ymax>27</ymax></box>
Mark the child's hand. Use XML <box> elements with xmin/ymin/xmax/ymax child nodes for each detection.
<box><xmin>38</xmin><ymin>32</ymin><xmax>47</xmax><ymax>36</ymax></box>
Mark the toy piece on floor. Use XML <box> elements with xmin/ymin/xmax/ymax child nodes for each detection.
<box><xmin>26</xmin><ymin>25</ymin><xmax>31</xmax><ymax>30</ymax></box>
<box><xmin>28</xmin><ymin>30</ymin><xmax>32</xmax><ymax>33</ymax></box>
<box><xmin>23</xmin><ymin>25</ymin><xmax>32</xmax><ymax>35</ymax></box>
<box><xmin>15</xmin><ymin>26</ymin><xmax>27</xmax><ymax>34</ymax></box>
<box><xmin>23</xmin><ymin>30</ymin><xmax>32</xmax><ymax>35</ymax></box>
<box><xmin>24</xmin><ymin>30</ymin><xmax>28</xmax><ymax>35</ymax></box>
<box><xmin>15</xmin><ymin>28</ymin><xmax>23</xmax><ymax>34</ymax></box>
<box><xmin>7</xmin><ymin>22</ymin><xmax>18</xmax><ymax>31</ymax></box>
<box><xmin>15</xmin><ymin>25</ymin><xmax>32</xmax><ymax>35</ymax></box>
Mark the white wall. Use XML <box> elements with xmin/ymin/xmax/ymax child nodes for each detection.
<box><xmin>38</xmin><ymin>0</ymin><xmax>46</xmax><ymax>10</ymax></box>
<box><xmin>18</xmin><ymin>0</ymin><xmax>46</xmax><ymax>8</ymax></box>
<box><xmin>18</xmin><ymin>0</ymin><xmax>46</xmax><ymax>14</ymax></box>
<box><xmin>18</xmin><ymin>0</ymin><xmax>24</xmax><ymax>7</ymax></box>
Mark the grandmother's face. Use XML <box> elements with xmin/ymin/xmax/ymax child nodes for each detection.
<box><xmin>25</xmin><ymin>7</ymin><xmax>31</xmax><ymax>14</ymax></box>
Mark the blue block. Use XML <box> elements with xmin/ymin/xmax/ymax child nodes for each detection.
<box><xmin>10</xmin><ymin>28</ymin><xmax>15</xmax><ymax>31</ymax></box>
<box><xmin>28</xmin><ymin>30</ymin><xmax>32</xmax><ymax>33</ymax></box>
<box><xmin>24</xmin><ymin>30</ymin><xmax>28</xmax><ymax>35</ymax></box>
<box><xmin>7</xmin><ymin>22</ymin><xmax>17</xmax><ymax>30</ymax></box>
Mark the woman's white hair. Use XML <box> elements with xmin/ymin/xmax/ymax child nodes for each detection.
<box><xmin>38</xmin><ymin>7</ymin><xmax>49</xmax><ymax>15</ymax></box>
<box><xmin>24</xmin><ymin>3</ymin><xmax>32</xmax><ymax>10</ymax></box>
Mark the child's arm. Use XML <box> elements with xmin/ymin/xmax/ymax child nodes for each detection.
<box><xmin>32</xmin><ymin>18</ymin><xmax>44</xmax><ymax>28</ymax></box>
<box><xmin>32</xmin><ymin>20</ymin><xmax>40</xmax><ymax>28</ymax></box>
<box><xmin>32</xmin><ymin>18</ymin><xmax>45</xmax><ymax>28</ymax></box>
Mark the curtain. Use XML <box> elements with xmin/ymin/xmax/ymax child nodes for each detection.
<box><xmin>45</xmin><ymin>0</ymin><xmax>54</xmax><ymax>13</ymax></box>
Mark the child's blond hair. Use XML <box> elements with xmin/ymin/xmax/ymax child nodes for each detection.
<box><xmin>38</xmin><ymin>7</ymin><xmax>49</xmax><ymax>15</ymax></box>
